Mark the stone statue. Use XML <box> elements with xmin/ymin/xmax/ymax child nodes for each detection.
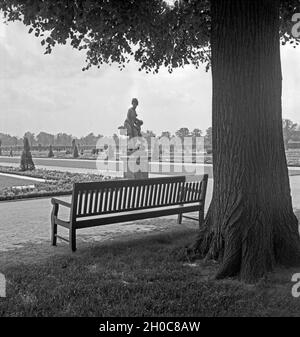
<box><xmin>120</xmin><ymin>98</ymin><xmax>149</xmax><ymax>179</ymax></box>
<box><xmin>123</xmin><ymin>98</ymin><xmax>143</xmax><ymax>139</ymax></box>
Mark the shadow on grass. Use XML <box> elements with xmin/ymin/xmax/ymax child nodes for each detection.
<box><xmin>1</xmin><ymin>226</ymin><xmax>300</xmax><ymax>317</ymax></box>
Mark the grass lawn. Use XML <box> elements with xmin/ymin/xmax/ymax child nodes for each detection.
<box><xmin>1</xmin><ymin>227</ymin><xmax>300</xmax><ymax>317</ymax></box>
<box><xmin>0</xmin><ymin>175</ymin><xmax>37</xmax><ymax>189</ymax></box>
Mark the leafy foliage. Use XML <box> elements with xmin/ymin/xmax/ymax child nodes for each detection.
<box><xmin>1</xmin><ymin>0</ymin><xmax>299</xmax><ymax>73</ymax></box>
<box><xmin>280</xmin><ymin>0</ymin><xmax>300</xmax><ymax>47</ymax></box>
<box><xmin>160</xmin><ymin>131</ymin><xmax>172</xmax><ymax>139</ymax></box>
<box><xmin>191</xmin><ymin>128</ymin><xmax>202</xmax><ymax>137</ymax></box>
<box><xmin>141</xmin><ymin>130</ymin><xmax>156</xmax><ymax>140</ymax></box>
<box><xmin>175</xmin><ymin>127</ymin><xmax>190</xmax><ymax>138</ymax></box>
<box><xmin>0</xmin><ymin>0</ymin><xmax>211</xmax><ymax>73</ymax></box>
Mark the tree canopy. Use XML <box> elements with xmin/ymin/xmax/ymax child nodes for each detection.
<box><xmin>0</xmin><ymin>0</ymin><xmax>299</xmax><ymax>73</ymax></box>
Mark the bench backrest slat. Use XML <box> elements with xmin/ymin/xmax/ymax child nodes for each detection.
<box><xmin>73</xmin><ymin>175</ymin><xmax>208</xmax><ymax>218</ymax></box>
<box><xmin>94</xmin><ymin>191</ymin><xmax>99</xmax><ymax>214</ymax></box>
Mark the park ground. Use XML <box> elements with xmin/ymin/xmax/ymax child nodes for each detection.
<box><xmin>0</xmin><ymin>159</ymin><xmax>300</xmax><ymax>316</ymax></box>
<box><xmin>1</xmin><ymin>217</ymin><xmax>300</xmax><ymax>317</ymax></box>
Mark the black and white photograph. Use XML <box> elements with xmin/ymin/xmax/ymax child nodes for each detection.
<box><xmin>1</xmin><ymin>0</ymin><xmax>300</xmax><ymax>325</ymax></box>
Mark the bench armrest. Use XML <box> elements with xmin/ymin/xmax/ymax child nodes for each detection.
<box><xmin>51</xmin><ymin>198</ymin><xmax>72</xmax><ymax>208</ymax></box>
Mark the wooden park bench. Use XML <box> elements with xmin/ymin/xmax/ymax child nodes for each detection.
<box><xmin>51</xmin><ymin>174</ymin><xmax>208</xmax><ymax>252</ymax></box>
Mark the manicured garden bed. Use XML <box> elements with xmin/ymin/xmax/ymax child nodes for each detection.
<box><xmin>0</xmin><ymin>175</ymin><xmax>38</xmax><ymax>189</ymax></box>
<box><xmin>0</xmin><ymin>166</ymin><xmax>110</xmax><ymax>202</ymax></box>
<box><xmin>286</xmin><ymin>150</ymin><xmax>300</xmax><ymax>167</ymax></box>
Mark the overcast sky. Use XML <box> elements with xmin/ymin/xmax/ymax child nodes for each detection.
<box><xmin>0</xmin><ymin>20</ymin><xmax>300</xmax><ymax>138</ymax></box>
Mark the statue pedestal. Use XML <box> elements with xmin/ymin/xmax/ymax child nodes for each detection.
<box><xmin>121</xmin><ymin>149</ymin><xmax>149</xmax><ymax>179</ymax></box>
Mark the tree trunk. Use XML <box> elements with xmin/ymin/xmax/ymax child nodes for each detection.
<box><xmin>191</xmin><ymin>0</ymin><xmax>300</xmax><ymax>283</ymax></box>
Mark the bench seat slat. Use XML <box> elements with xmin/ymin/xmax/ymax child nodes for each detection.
<box><xmin>75</xmin><ymin>204</ymin><xmax>202</xmax><ymax>229</ymax></box>
<box><xmin>56</xmin><ymin>218</ymin><xmax>70</xmax><ymax>228</ymax></box>
<box><xmin>74</xmin><ymin>197</ymin><xmax>204</xmax><ymax>218</ymax></box>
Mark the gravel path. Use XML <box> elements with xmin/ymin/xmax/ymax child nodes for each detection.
<box><xmin>0</xmin><ymin>176</ymin><xmax>299</xmax><ymax>267</ymax></box>
<box><xmin>0</xmin><ymin>195</ymin><xmax>209</xmax><ymax>254</ymax></box>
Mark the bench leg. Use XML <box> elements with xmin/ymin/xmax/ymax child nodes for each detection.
<box><xmin>69</xmin><ymin>228</ymin><xmax>77</xmax><ymax>252</ymax></box>
<box><xmin>51</xmin><ymin>222</ymin><xmax>57</xmax><ymax>246</ymax></box>
<box><xmin>51</xmin><ymin>203</ymin><xmax>59</xmax><ymax>246</ymax></box>
<box><xmin>177</xmin><ymin>203</ymin><xmax>184</xmax><ymax>224</ymax></box>
<box><xmin>199</xmin><ymin>210</ymin><xmax>204</xmax><ymax>229</ymax></box>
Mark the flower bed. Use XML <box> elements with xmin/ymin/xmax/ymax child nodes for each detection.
<box><xmin>0</xmin><ymin>166</ymin><xmax>111</xmax><ymax>202</ymax></box>
<box><xmin>286</xmin><ymin>150</ymin><xmax>300</xmax><ymax>167</ymax></box>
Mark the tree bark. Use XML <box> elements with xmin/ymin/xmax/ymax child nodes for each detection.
<box><xmin>191</xmin><ymin>0</ymin><xmax>300</xmax><ymax>283</ymax></box>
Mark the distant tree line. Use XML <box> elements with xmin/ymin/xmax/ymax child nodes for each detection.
<box><xmin>1</xmin><ymin>122</ymin><xmax>298</xmax><ymax>152</ymax></box>
<box><xmin>283</xmin><ymin>119</ymin><xmax>300</xmax><ymax>148</ymax></box>
<box><xmin>0</xmin><ymin>129</ymin><xmax>212</xmax><ymax>147</ymax></box>
<box><xmin>0</xmin><ymin>132</ymin><xmax>104</xmax><ymax>147</ymax></box>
